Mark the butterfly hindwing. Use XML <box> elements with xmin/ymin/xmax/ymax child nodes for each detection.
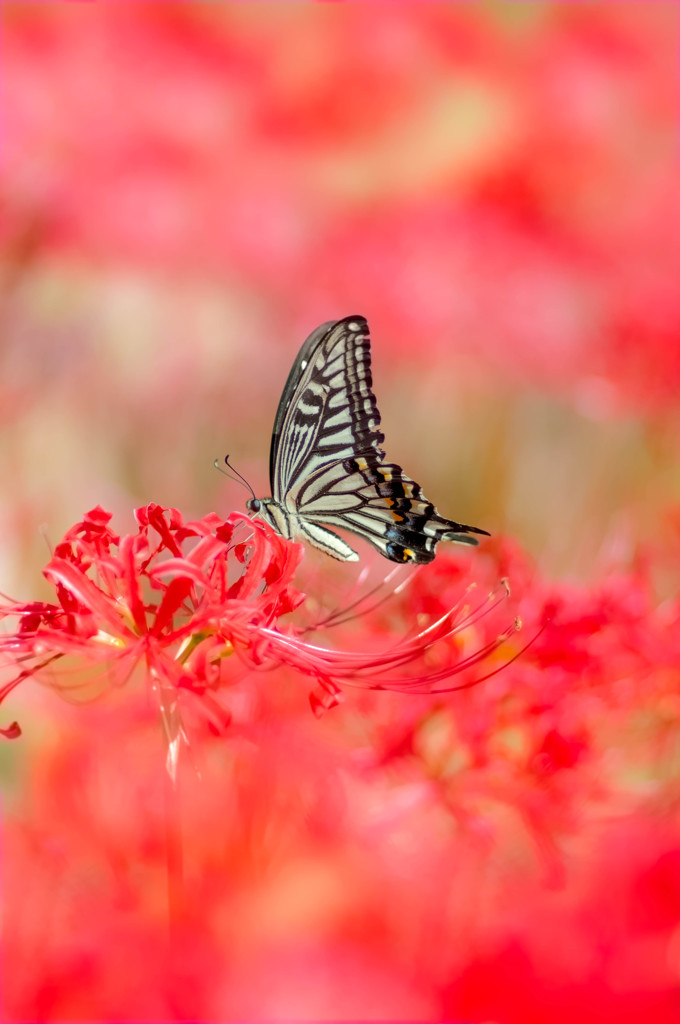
<box><xmin>293</xmin><ymin>454</ymin><xmax>483</xmax><ymax>564</ymax></box>
<box><xmin>252</xmin><ymin>315</ymin><xmax>489</xmax><ymax>563</ymax></box>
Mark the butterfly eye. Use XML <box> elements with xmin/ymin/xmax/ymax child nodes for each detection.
<box><xmin>247</xmin><ymin>499</ymin><xmax>261</xmax><ymax>513</ymax></box>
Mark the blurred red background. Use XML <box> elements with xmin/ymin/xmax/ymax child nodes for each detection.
<box><xmin>1</xmin><ymin>3</ymin><xmax>680</xmax><ymax>1020</ymax></box>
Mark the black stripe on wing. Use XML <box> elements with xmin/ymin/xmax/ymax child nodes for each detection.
<box><xmin>269</xmin><ymin>319</ymin><xmax>337</xmax><ymax>490</ymax></box>
<box><xmin>270</xmin><ymin>316</ymin><xmax>386</xmax><ymax>499</ymax></box>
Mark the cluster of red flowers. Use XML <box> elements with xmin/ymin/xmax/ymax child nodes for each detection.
<box><xmin>1</xmin><ymin>503</ymin><xmax>679</xmax><ymax>1019</ymax></box>
<box><xmin>0</xmin><ymin>504</ymin><xmax>519</xmax><ymax>744</ymax></box>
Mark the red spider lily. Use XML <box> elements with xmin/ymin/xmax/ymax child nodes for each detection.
<box><xmin>0</xmin><ymin>504</ymin><xmax>302</xmax><ymax>741</ymax></box>
<box><xmin>0</xmin><ymin>504</ymin><xmax>518</xmax><ymax>742</ymax></box>
<box><xmin>3</xmin><ymin>534</ymin><xmax>680</xmax><ymax>1021</ymax></box>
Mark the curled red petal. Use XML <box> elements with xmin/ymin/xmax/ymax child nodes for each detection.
<box><xmin>151</xmin><ymin>577</ymin><xmax>195</xmax><ymax>637</ymax></box>
<box><xmin>182</xmin><ymin>535</ymin><xmax>229</xmax><ymax>569</ymax></box>
<box><xmin>119</xmin><ymin>534</ymin><xmax>148</xmax><ymax>634</ymax></box>
<box><xmin>44</xmin><ymin>559</ymin><xmax>130</xmax><ymax>636</ymax></box>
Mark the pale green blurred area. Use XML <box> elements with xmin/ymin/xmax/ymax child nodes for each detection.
<box><xmin>1</xmin><ymin>0</ymin><xmax>678</xmax><ymax>602</ymax></box>
<box><xmin>3</xmin><ymin>256</ymin><xmax>677</xmax><ymax>599</ymax></box>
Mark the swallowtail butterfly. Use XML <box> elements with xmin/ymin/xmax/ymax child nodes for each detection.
<box><xmin>247</xmin><ymin>315</ymin><xmax>489</xmax><ymax>563</ymax></box>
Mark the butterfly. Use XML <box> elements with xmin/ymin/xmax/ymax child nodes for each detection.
<box><xmin>247</xmin><ymin>315</ymin><xmax>489</xmax><ymax>563</ymax></box>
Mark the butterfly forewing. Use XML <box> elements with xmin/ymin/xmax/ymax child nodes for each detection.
<box><xmin>271</xmin><ymin>317</ymin><xmax>384</xmax><ymax>500</ymax></box>
<box><xmin>256</xmin><ymin>315</ymin><xmax>489</xmax><ymax>563</ymax></box>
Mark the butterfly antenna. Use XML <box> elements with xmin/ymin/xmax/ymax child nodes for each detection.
<box><xmin>214</xmin><ymin>455</ymin><xmax>256</xmax><ymax>500</ymax></box>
